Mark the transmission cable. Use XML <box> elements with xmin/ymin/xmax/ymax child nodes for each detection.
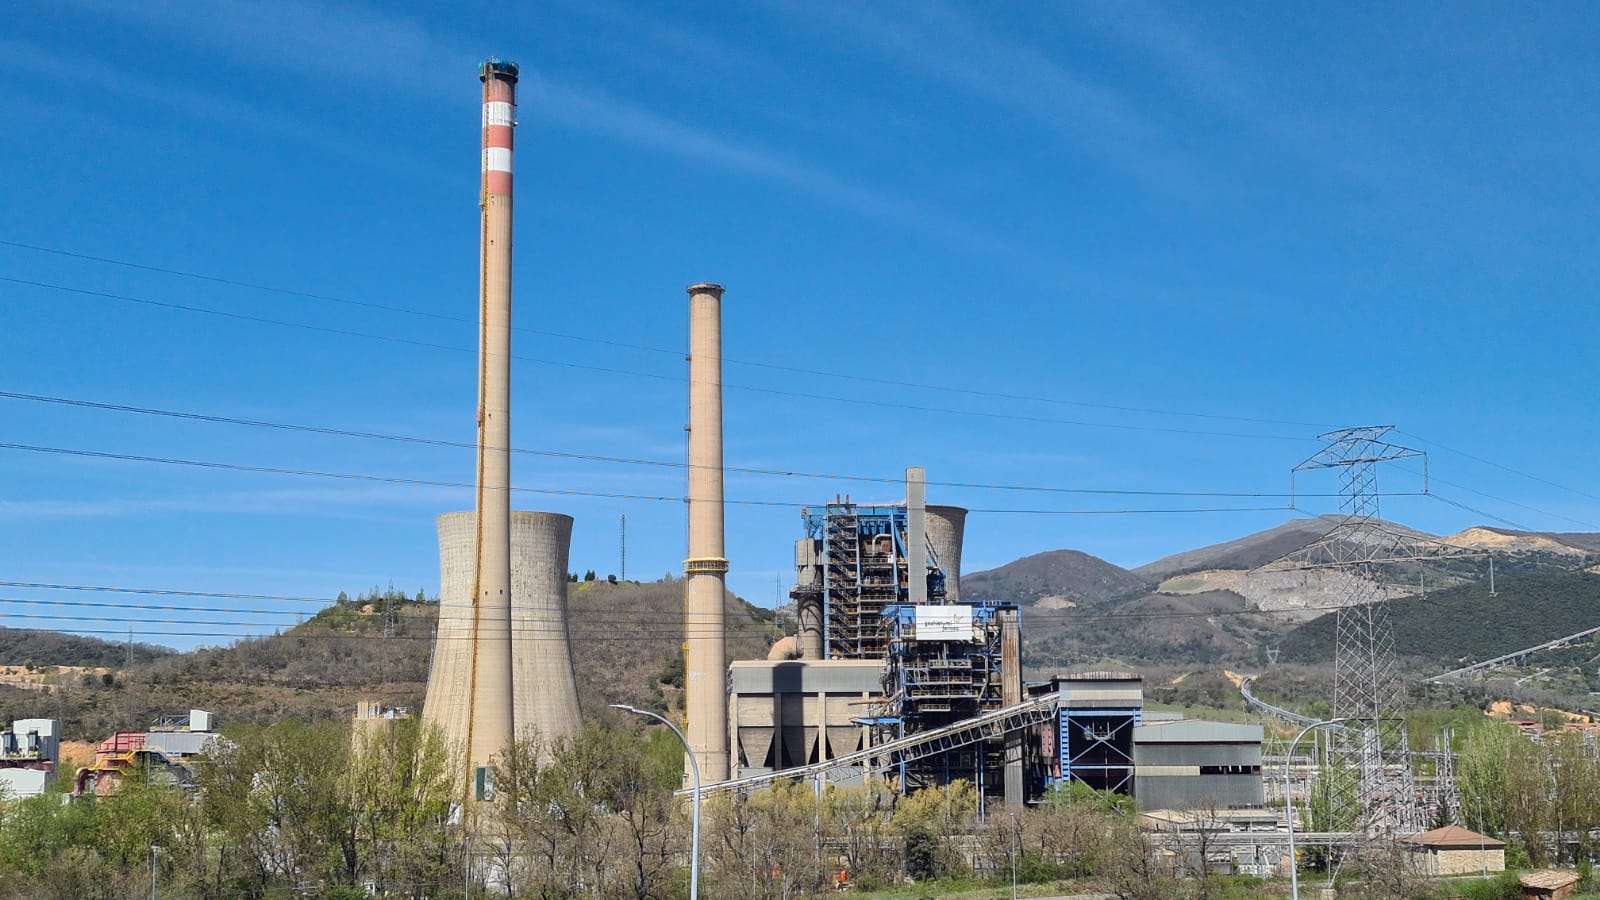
<box><xmin>1397</xmin><ymin>430</ymin><xmax>1600</xmax><ymax>505</ymax></box>
<box><xmin>0</xmin><ymin>390</ymin><xmax>1349</xmax><ymax>499</ymax></box>
<box><xmin>0</xmin><ymin>275</ymin><xmax>1313</xmax><ymax>442</ymax></box>
<box><xmin>0</xmin><ymin>441</ymin><xmax>1296</xmax><ymax>516</ymax></box>
<box><xmin>0</xmin><ymin>238</ymin><xmax>1331</xmax><ymax>429</ymax></box>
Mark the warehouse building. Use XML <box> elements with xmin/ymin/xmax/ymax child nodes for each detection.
<box><xmin>1132</xmin><ymin>719</ymin><xmax>1265</xmax><ymax>811</ymax></box>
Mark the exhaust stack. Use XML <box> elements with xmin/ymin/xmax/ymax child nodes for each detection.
<box><xmin>684</xmin><ymin>282</ymin><xmax>731</xmax><ymax>784</ymax></box>
<box><xmin>468</xmin><ymin>57</ymin><xmax>517</xmax><ymax>792</ymax></box>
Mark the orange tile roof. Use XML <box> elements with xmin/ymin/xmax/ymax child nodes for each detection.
<box><xmin>1520</xmin><ymin>871</ymin><xmax>1581</xmax><ymax>891</ymax></box>
<box><xmin>1402</xmin><ymin>825</ymin><xmax>1506</xmax><ymax>849</ymax></box>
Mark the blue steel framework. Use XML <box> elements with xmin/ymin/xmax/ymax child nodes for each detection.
<box><xmin>871</xmin><ymin>602</ymin><xmax>1016</xmax><ymax>794</ymax></box>
<box><xmin>800</xmin><ymin>503</ymin><xmax>947</xmax><ymax>660</ymax></box>
<box><xmin>789</xmin><ymin>502</ymin><xmax>1021</xmax><ymax>799</ymax></box>
<box><xmin>1054</xmin><ymin>706</ymin><xmax>1141</xmax><ymax>794</ymax></box>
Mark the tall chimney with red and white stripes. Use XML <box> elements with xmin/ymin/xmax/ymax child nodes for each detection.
<box><xmin>467</xmin><ymin>56</ymin><xmax>517</xmax><ymax>796</ymax></box>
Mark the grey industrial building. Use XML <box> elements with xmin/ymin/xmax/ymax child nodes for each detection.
<box><xmin>1043</xmin><ymin>674</ymin><xmax>1265</xmax><ymax>812</ymax></box>
<box><xmin>1132</xmin><ymin>719</ymin><xmax>1265</xmax><ymax>811</ymax></box>
<box><xmin>729</xmin><ymin>659</ymin><xmax>882</xmax><ymax>784</ymax></box>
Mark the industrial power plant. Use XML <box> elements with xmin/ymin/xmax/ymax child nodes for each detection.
<box><xmin>8</xmin><ymin>8</ymin><xmax>1594</xmax><ymax>898</ymax></box>
<box><xmin>415</xmin><ymin>56</ymin><xmax>1268</xmax><ymax>819</ymax></box>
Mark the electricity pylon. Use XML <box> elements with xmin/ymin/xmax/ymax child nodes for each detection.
<box><xmin>1258</xmin><ymin>426</ymin><xmax>1486</xmax><ymax>834</ymax></box>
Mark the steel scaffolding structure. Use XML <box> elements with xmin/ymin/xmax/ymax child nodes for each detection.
<box><xmin>795</xmin><ymin>502</ymin><xmax>947</xmax><ymax>659</ymax></box>
<box><xmin>867</xmin><ymin>602</ymin><xmax>1013</xmax><ymax>793</ymax></box>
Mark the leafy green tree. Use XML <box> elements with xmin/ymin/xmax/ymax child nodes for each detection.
<box><xmin>891</xmin><ymin>781</ymin><xmax>977</xmax><ymax>882</ymax></box>
<box><xmin>492</xmin><ymin>724</ymin><xmax>684</xmax><ymax>898</ymax></box>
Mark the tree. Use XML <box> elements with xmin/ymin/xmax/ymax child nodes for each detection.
<box><xmin>891</xmin><ymin>781</ymin><xmax>977</xmax><ymax>882</ymax></box>
<box><xmin>705</xmin><ymin>780</ymin><xmax>820</xmax><ymax>899</ymax></box>
<box><xmin>492</xmin><ymin>725</ymin><xmax>684</xmax><ymax>898</ymax></box>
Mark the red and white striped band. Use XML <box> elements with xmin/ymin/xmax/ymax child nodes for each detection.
<box><xmin>481</xmin><ymin>81</ymin><xmax>515</xmax><ymax>195</ymax></box>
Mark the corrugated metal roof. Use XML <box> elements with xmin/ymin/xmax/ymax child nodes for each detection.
<box><xmin>1133</xmin><ymin>720</ymin><xmax>1263</xmax><ymax>743</ymax></box>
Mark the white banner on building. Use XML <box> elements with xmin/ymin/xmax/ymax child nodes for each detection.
<box><xmin>913</xmin><ymin>605</ymin><xmax>973</xmax><ymax>641</ymax></box>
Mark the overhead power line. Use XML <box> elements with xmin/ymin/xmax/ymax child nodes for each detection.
<box><xmin>0</xmin><ymin>274</ymin><xmax>1312</xmax><ymax>442</ymax></box>
<box><xmin>0</xmin><ymin>580</ymin><xmax>333</xmax><ymax>604</ymax></box>
<box><xmin>0</xmin><ymin>238</ymin><xmax>1331</xmax><ymax>430</ymax></box>
<box><xmin>0</xmin><ymin>440</ymin><xmax>1295</xmax><ymax>516</ymax></box>
<box><xmin>1391</xmin><ymin>462</ymin><xmax>1600</xmax><ymax>531</ymax></box>
<box><xmin>0</xmin><ymin>582</ymin><xmax>1499</xmax><ymax>631</ymax></box>
<box><xmin>1397</xmin><ymin>430</ymin><xmax>1600</xmax><ymax>506</ymax></box>
<box><xmin>0</xmin><ymin>390</ymin><xmax>1351</xmax><ymax>499</ymax></box>
<box><xmin>6</xmin><ymin>242</ymin><xmax>1587</xmax><ymax>528</ymax></box>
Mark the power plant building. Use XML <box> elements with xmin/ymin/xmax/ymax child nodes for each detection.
<box><xmin>1041</xmin><ymin>675</ymin><xmax>1266</xmax><ymax>812</ymax></box>
<box><xmin>740</xmin><ymin>483</ymin><xmax>1029</xmax><ymax>804</ymax></box>
<box><xmin>789</xmin><ymin>501</ymin><xmax>967</xmax><ymax>659</ymax></box>
<box><xmin>728</xmin><ymin>659</ymin><xmax>881</xmax><ymax>780</ymax></box>
<box><xmin>1131</xmin><ymin>720</ymin><xmax>1266</xmax><ymax>811</ymax></box>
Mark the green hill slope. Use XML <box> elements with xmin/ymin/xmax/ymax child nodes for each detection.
<box><xmin>0</xmin><ymin>627</ymin><xmax>173</xmax><ymax>668</ymax></box>
<box><xmin>1280</xmin><ymin>570</ymin><xmax>1600</xmax><ymax>671</ymax></box>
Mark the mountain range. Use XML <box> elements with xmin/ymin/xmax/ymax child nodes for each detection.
<box><xmin>5</xmin><ymin>517</ymin><xmax>1597</xmax><ymax>740</ymax></box>
<box><xmin>962</xmin><ymin>517</ymin><xmax>1600</xmax><ymax>671</ymax></box>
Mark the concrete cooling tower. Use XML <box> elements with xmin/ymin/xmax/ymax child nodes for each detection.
<box><xmin>926</xmin><ymin>505</ymin><xmax>967</xmax><ymax>603</ymax></box>
<box><xmin>423</xmin><ymin>510</ymin><xmax>582</xmax><ymax>755</ymax></box>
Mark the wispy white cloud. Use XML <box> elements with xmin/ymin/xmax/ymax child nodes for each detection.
<box><xmin>1060</xmin><ymin>0</ymin><xmax>1417</xmax><ymax>189</ymax></box>
<box><xmin>775</xmin><ymin>0</ymin><xmax>1191</xmax><ymax>190</ymax></box>
<box><xmin>43</xmin><ymin>0</ymin><xmax>1026</xmax><ymax>258</ymax></box>
<box><xmin>52</xmin><ymin>0</ymin><xmax>460</xmax><ymax>92</ymax></box>
<box><xmin>0</xmin><ymin>37</ymin><xmax>449</xmax><ymax>181</ymax></box>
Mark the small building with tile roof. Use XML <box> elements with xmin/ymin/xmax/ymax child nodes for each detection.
<box><xmin>1519</xmin><ymin>870</ymin><xmax>1581</xmax><ymax>900</ymax></box>
<box><xmin>1401</xmin><ymin>826</ymin><xmax>1505</xmax><ymax>876</ymax></box>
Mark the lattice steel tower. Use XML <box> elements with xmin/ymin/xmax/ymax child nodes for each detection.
<box><xmin>1262</xmin><ymin>426</ymin><xmax>1480</xmax><ymax>833</ymax></box>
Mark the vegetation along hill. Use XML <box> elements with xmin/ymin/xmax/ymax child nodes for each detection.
<box><xmin>0</xmin><ymin>579</ymin><xmax>779</xmax><ymax>741</ymax></box>
<box><xmin>0</xmin><ymin>627</ymin><xmax>172</xmax><ymax>669</ymax></box>
<box><xmin>1280</xmin><ymin>569</ymin><xmax>1600</xmax><ymax>687</ymax></box>
<box><xmin>1026</xmin><ymin>587</ymin><xmax>1289</xmax><ymax>669</ymax></box>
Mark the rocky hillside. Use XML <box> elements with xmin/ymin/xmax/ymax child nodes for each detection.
<box><xmin>0</xmin><ymin>578</ymin><xmax>779</xmax><ymax>741</ymax></box>
<box><xmin>1027</xmin><ymin>588</ymin><xmax>1286</xmax><ymax>669</ymax></box>
<box><xmin>999</xmin><ymin>518</ymin><xmax>1597</xmax><ymax>671</ymax></box>
<box><xmin>1133</xmin><ymin>517</ymin><xmax>1349</xmax><ymax>581</ymax></box>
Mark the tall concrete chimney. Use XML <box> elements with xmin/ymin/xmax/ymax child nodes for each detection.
<box><xmin>684</xmin><ymin>282</ymin><xmax>730</xmax><ymax>784</ymax></box>
<box><xmin>466</xmin><ymin>57</ymin><xmax>517</xmax><ymax>797</ymax></box>
<box><xmin>907</xmin><ymin>467</ymin><xmax>929</xmax><ymax>606</ymax></box>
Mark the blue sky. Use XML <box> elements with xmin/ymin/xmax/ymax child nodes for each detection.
<box><xmin>2</xmin><ymin>1</ymin><xmax>1597</xmax><ymax>650</ymax></box>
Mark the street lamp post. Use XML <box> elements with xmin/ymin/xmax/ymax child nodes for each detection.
<box><xmin>612</xmin><ymin>704</ymin><xmax>701</xmax><ymax>900</ymax></box>
<box><xmin>1285</xmin><ymin>718</ymin><xmax>1357</xmax><ymax>900</ymax></box>
<box><xmin>149</xmin><ymin>844</ymin><xmax>160</xmax><ymax>900</ymax></box>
